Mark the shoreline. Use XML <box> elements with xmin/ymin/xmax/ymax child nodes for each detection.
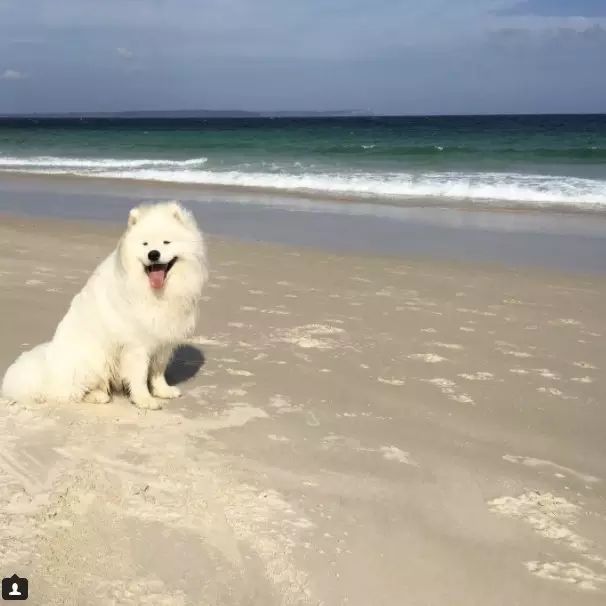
<box><xmin>2</xmin><ymin>173</ymin><xmax>606</xmax><ymax>274</ymax></box>
<box><xmin>1</xmin><ymin>169</ymin><xmax>606</xmax><ymax>216</ymax></box>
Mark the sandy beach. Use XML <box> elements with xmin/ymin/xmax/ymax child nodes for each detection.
<box><xmin>1</xmin><ymin>211</ymin><xmax>605</xmax><ymax>605</ymax></box>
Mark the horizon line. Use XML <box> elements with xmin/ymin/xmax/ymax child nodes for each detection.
<box><xmin>1</xmin><ymin>109</ymin><xmax>606</xmax><ymax>119</ymax></box>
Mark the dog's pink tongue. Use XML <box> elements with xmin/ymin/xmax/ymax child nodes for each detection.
<box><xmin>148</xmin><ymin>267</ymin><xmax>166</xmax><ymax>289</ymax></box>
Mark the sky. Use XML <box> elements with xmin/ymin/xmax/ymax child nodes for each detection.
<box><xmin>1</xmin><ymin>0</ymin><xmax>605</xmax><ymax>115</ymax></box>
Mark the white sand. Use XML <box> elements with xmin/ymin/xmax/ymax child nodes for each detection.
<box><xmin>0</xmin><ymin>215</ymin><xmax>605</xmax><ymax>605</ymax></box>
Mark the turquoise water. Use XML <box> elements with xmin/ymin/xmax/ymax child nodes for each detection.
<box><xmin>1</xmin><ymin>115</ymin><xmax>605</xmax><ymax>209</ymax></box>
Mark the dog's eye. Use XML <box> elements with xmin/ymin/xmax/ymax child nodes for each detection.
<box><xmin>143</xmin><ymin>242</ymin><xmax>148</xmax><ymax>246</ymax></box>
<box><xmin>163</xmin><ymin>240</ymin><xmax>171</xmax><ymax>245</ymax></box>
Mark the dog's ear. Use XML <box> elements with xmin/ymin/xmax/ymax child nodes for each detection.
<box><xmin>128</xmin><ymin>207</ymin><xmax>140</xmax><ymax>227</ymax></box>
<box><xmin>169</xmin><ymin>201</ymin><xmax>186</xmax><ymax>223</ymax></box>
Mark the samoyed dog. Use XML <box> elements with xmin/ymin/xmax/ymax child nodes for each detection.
<box><xmin>2</xmin><ymin>201</ymin><xmax>207</xmax><ymax>410</ymax></box>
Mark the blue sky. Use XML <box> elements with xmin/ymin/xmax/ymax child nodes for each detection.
<box><xmin>0</xmin><ymin>0</ymin><xmax>605</xmax><ymax>114</ymax></box>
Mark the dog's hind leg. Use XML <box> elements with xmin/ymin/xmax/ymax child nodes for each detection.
<box><xmin>122</xmin><ymin>346</ymin><xmax>164</xmax><ymax>410</ymax></box>
<box><xmin>150</xmin><ymin>345</ymin><xmax>181</xmax><ymax>400</ymax></box>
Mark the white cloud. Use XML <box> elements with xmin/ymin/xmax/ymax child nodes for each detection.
<box><xmin>0</xmin><ymin>69</ymin><xmax>28</xmax><ymax>80</ymax></box>
<box><xmin>116</xmin><ymin>47</ymin><xmax>134</xmax><ymax>59</ymax></box>
<box><xmin>499</xmin><ymin>0</ymin><xmax>606</xmax><ymax>18</ymax></box>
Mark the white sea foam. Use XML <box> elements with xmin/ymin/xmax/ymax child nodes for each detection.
<box><xmin>2</xmin><ymin>155</ymin><xmax>606</xmax><ymax>208</ymax></box>
<box><xmin>0</xmin><ymin>155</ymin><xmax>208</xmax><ymax>170</ymax></box>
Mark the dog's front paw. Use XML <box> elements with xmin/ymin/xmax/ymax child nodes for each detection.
<box><xmin>84</xmin><ymin>389</ymin><xmax>111</xmax><ymax>404</ymax></box>
<box><xmin>151</xmin><ymin>384</ymin><xmax>181</xmax><ymax>399</ymax></box>
<box><xmin>131</xmin><ymin>395</ymin><xmax>164</xmax><ymax>410</ymax></box>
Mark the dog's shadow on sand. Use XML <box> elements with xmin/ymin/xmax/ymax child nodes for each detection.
<box><xmin>165</xmin><ymin>345</ymin><xmax>205</xmax><ymax>385</ymax></box>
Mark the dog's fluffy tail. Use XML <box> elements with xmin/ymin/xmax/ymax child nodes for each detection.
<box><xmin>1</xmin><ymin>344</ymin><xmax>49</xmax><ymax>402</ymax></box>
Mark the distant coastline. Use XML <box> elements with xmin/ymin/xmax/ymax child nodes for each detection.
<box><xmin>0</xmin><ymin>109</ymin><xmax>371</xmax><ymax>119</ymax></box>
<box><xmin>1</xmin><ymin>110</ymin><xmax>605</xmax><ymax>120</ymax></box>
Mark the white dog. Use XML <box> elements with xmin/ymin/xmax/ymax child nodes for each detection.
<box><xmin>2</xmin><ymin>201</ymin><xmax>207</xmax><ymax>410</ymax></box>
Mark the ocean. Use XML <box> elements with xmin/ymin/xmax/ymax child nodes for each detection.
<box><xmin>0</xmin><ymin>114</ymin><xmax>605</xmax><ymax>211</ymax></box>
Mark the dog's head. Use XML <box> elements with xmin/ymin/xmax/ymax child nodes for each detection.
<box><xmin>119</xmin><ymin>201</ymin><xmax>207</xmax><ymax>295</ymax></box>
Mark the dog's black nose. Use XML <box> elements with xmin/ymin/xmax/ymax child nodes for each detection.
<box><xmin>148</xmin><ymin>250</ymin><xmax>161</xmax><ymax>262</ymax></box>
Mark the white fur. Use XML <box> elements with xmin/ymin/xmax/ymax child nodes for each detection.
<box><xmin>2</xmin><ymin>201</ymin><xmax>207</xmax><ymax>410</ymax></box>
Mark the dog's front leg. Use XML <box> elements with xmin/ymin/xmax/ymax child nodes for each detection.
<box><xmin>150</xmin><ymin>345</ymin><xmax>181</xmax><ymax>399</ymax></box>
<box><xmin>122</xmin><ymin>346</ymin><xmax>163</xmax><ymax>410</ymax></box>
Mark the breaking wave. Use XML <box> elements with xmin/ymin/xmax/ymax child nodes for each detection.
<box><xmin>1</xmin><ymin>154</ymin><xmax>605</xmax><ymax>209</ymax></box>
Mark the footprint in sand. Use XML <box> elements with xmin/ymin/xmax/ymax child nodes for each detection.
<box><xmin>457</xmin><ymin>307</ymin><xmax>497</xmax><ymax>317</ymax></box>
<box><xmin>226</xmin><ymin>388</ymin><xmax>247</xmax><ymax>397</ymax></box>
<box><xmin>268</xmin><ymin>434</ymin><xmax>291</xmax><ymax>443</ymax></box>
<box><xmin>269</xmin><ymin>395</ymin><xmax>300</xmax><ymax>414</ymax></box>
<box><xmin>537</xmin><ymin>386</ymin><xmax>575</xmax><ymax>400</ymax></box>
<box><xmin>427</xmin><ymin>378</ymin><xmax>455</xmax><ymax>388</ymax></box>
<box><xmin>323</xmin><ymin>436</ymin><xmax>418</xmax><ymax>467</ymax></box>
<box><xmin>571</xmin><ymin>376</ymin><xmax>594</xmax><ymax>384</ymax></box>
<box><xmin>450</xmin><ymin>394</ymin><xmax>474</xmax><ymax>404</ymax></box>
<box><xmin>424</xmin><ymin>378</ymin><xmax>474</xmax><ymax>405</ymax></box>
<box><xmin>379</xmin><ymin>446</ymin><xmax>417</xmax><ymax>466</ymax></box>
<box><xmin>458</xmin><ymin>372</ymin><xmax>494</xmax><ymax>381</ymax></box>
<box><xmin>228</xmin><ymin>322</ymin><xmax>246</xmax><ymax>328</ymax></box>
<box><xmin>275</xmin><ymin>324</ymin><xmax>345</xmax><ymax>350</ymax></box>
<box><xmin>502</xmin><ymin>454</ymin><xmax>599</xmax><ymax>484</ymax></box>
<box><xmin>260</xmin><ymin>308</ymin><xmax>291</xmax><ymax>316</ymax></box>
<box><xmin>429</xmin><ymin>342</ymin><xmax>463</xmax><ymax>351</ymax></box>
<box><xmin>573</xmin><ymin>361</ymin><xmax>597</xmax><ymax>370</ymax></box>
<box><xmin>489</xmin><ymin>491</ymin><xmax>588</xmax><ymax>551</ymax></box>
<box><xmin>496</xmin><ymin>346</ymin><xmax>533</xmax><ymax>359</ymax></box>
<box><xmin>226</xmin><ymin>368</ymin><xmax>254</xmax><ymax>377</ymax></box>
<box><xmin>408</xmin><ymin>353</ymin><xmax>446</xmax><ymax>363</ymax></box>
<box><xmin>537</xmin><ymin>369</ymin><xmax>560</xmax><ymax>379</ymax></box>
<box><xmin>489</xmin><ymin>490</ymin><xmax>606</xmax><ymax>590</ymax></box>
<box><xmin>396</xmin><ymin>305</ymin><xmax>421</xmax><ymax>312</ymax></box>
<box><xmin>190</xmin><ymin>335</ymin><xmax>229</xmax><ymax>347</ymax></box>
<box><xmin>551</xmin><ymin>318</ymin><xmax>582</xmax><ymax>326</ymax></box>
<box><xmin>187</xmin><ymin>384</ymin><xmax>217</xmax><ymax>399</ymax></box>
<box><xmin>377</xmin><ymin>377</ymin><xmax>405</xmax><ymax>386</ymax></box>
<box><xmin>524</xmin><ymin>561</ymin><xmax>606</xmax><ymax>591</ymax></box>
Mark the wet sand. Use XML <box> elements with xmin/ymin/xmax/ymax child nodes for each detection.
<box><xmin>1</xmin><ymin>173</ymin><xmax>606</xmax><ymax>273</ymax></box>
<box><xmin>0</xmin><ymin>213</ymin><xmax>605</xmax><ymax>605</ymax></box>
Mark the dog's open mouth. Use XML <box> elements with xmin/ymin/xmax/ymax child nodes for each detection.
<box><xmin>145</xmin><ymin>257</ymin><xmax>177</xmax><ymax>289</ymax></box>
